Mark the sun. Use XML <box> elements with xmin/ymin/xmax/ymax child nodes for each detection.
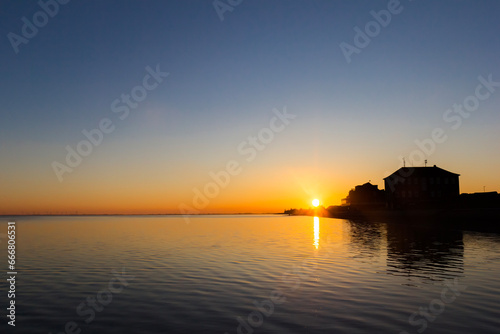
<box><xmin>312</xmin><ymin>199</ymin><xmax>320</xmax><ymax>207</ymax></box>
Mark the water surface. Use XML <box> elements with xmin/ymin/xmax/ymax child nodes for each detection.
<box><xmin>1</xmin><ymin>215</ymin><xmax>499</xmax><ymax>333</ymax></box>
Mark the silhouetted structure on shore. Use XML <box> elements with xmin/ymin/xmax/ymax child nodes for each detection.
<box><xmin>284</xmin><ymin>165</ymin><xmax>500</xmax><ymax>230</ymax></box>
<box><xmin>384</xmin><ymin>165</ymin><xmax>460</xmax><ymax>209</ymax></box>
<box><xmin>342</xmin><ymin>182</ymin><xmax>385</xmax><ymax>209</ymax></box>
<box><xmin>284</xmin><ymin>207</ymin><xmax>329</xmax><ymax>216</ymax></box>
<box><xmin>459</xmin><ymin>191</ymin><xmax>500</xmax><ymax>208</ymax></box>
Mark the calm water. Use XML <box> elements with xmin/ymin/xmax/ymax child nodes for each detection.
<box><xmin>1</xmin><ymin>215</ymin><xmax>500</xmax><ymax>333</ymax></box>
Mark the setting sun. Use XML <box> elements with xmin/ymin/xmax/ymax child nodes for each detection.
<box><xmin>312</xmin><ymin>199</ymin><xmax>320</xmax><ymax>207</ymax></box>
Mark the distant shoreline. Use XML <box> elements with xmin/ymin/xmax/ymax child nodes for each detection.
<box><xmin>287</xmin><ymin>207</ymin><xmax>500</xmax><ymax>233</ymax></box>
<box><xmin>0</xmin><ymin>213</ymin><xmax>286</xmax><ymax>217</ymax></box>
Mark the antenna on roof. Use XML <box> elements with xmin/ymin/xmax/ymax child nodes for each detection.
<box><xmin>403</xmin><ymin>157</ymin><xmax>406</xmax><ymax>167</ymax></box>
<box><xmin>425</xmin><ymin>159</ymin><xmax>427</xmax><ymax>167</ymax></box>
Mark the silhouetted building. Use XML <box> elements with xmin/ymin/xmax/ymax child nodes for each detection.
<box><xmin>459</xmin><ymin>191</ymin><xmax>500</xmax><ymax>208</ymax></box>
<box><xmin>384</xmin><ymin>165</ymin><xmax>460</xmax><ymax>209</ymax></box>
<box><xmin>342</xmin><ymin>182</ymin><xmax>385</xmax><ymax>209</ymax></box>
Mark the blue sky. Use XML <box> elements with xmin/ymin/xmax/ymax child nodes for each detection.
<box><xmin>1</xmin><ymin>0</ymin><xmax>499</xmax><ymax>213</ymax></box>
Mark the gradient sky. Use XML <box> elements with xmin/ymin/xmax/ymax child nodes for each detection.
<box><xmin>1</xmin><ymin>0</ymin><xmax>499</xmax><ymax>214</ymax></box>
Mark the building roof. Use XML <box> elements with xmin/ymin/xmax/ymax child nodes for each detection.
<box><xmin>356</xmin><ymin>182</ymin><xmax>379</xmax><ymax>188</ymax></box>
<box><xmin>383</xmin><ymin>165</ymin><xmax>460</xmax><ymax>180</ymax></box>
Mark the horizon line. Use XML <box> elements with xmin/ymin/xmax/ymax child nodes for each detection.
<box><xmin>0</xmin><ymin>212</ymin><xmax>286</xmax><ymax>217</ymax></box>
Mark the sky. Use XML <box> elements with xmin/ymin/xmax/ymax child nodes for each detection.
<box><xmin>1</xmin><ymin>0</ymin><xmax>499</xmax><ymax>214</ymax></box>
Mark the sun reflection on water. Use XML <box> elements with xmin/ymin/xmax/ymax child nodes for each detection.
<box><xmin>314</xmin><ymin>216</ymin><xmax>319</xmax><ymax>249</ymax></box>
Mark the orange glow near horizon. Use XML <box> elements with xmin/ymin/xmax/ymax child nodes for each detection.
<box><xmin>0</xmin><ymin>166</ymin><xmax>348</xmax><ymax>214</ymax></box>
<box><xmin>1</xmin><ymin>155</ymin><xmax>499</xmax><ymax>215</ymax></box>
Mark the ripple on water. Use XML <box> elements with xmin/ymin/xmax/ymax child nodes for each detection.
<box><xmin>4</xmin><ymin>216</ymin><xmax>500</xmax><ymax>334</ymax></box>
